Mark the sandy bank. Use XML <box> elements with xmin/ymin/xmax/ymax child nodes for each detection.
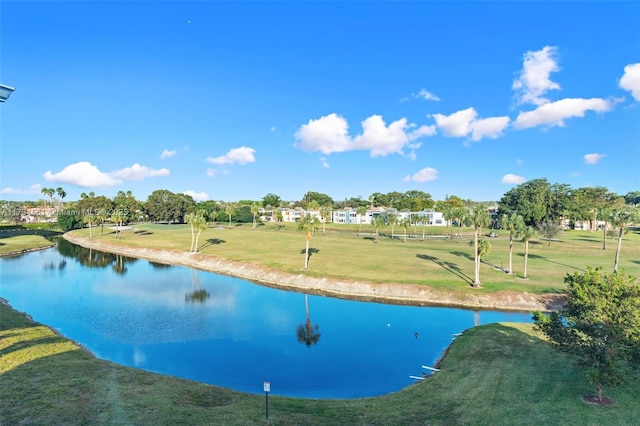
<box><xmin>63</xmin><ymin>233</ymin><xmax>565</xmax><ymax>312</ymax></box>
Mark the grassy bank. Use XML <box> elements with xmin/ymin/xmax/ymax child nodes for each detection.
<box><xmin>68</xmin><ymin>222</ymin><xmax>640</xmax><ymax>296</ymax></box>
<box><xmin>0</xmin><ymin>228</ymin><xmax>61</xmax><ymax>255</ymax></box>
<box><xmin>2</xmin><ymin>302</ymin><xmax>638</xmax><ymax>425</ymax></box>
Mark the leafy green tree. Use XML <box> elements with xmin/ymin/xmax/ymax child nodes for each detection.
<box><xmin>516</xmin><ymin>225</ymin><xmax>537</xmax><ymax>279</ymax></box>
<box><xmin>537</xmin><ymin>219</ymin><xmax>563</xmax><ymax>246</ymax></box>
<box><xmin>301</xmin><ymin>191</ymin><xmax>333</xmax><ymax>208</ymax></box>
<box><xmin>610</xmin><ymin>208</ymin><xmax>640</xmax><ymax>272</ymax></box>
<box><xmin>533</xmin><ymin>267</ymin><xmax>640</xmax><ymax>404</ymax></box>
<box><xmin>469</xmin><ymin>204</ymin><xmax>492</xmax><ymax>288</ymax></box>
<box><xmin>57</xmin><ymin>210</ymin><xmax>83</xmax><ymax>232</ymax></box>
<box><xmin>498</xmin><ymin>178</ymin><xmax>552</xmax><ymax>227</ymax></box>
<box><xmin>501</xmin><ymin>212</ymin><xmax>524</xmax><ymax>275</ymax></box>
<box><xmin>451</xmin><ymin>206</ymin><xmax>467</xmax><ymax>239</ymax></box>
<box><xmin>297</xmin><ymin>294</ymin><xmax>321</xmax><ymax>347</ymax></box>
<box><xmin>624</xmin><ymin>191</ymin><xmax>640</xmax><ymax>206</ymax></box>
<box><xmin>298</xmin><ymin>213</ymin><xmax>320</xmax><ymax>270</ymax></box>
<box><xmin>111</xmin><ymin>210</ymin><xmax>126</xmax><ymax>238</ymax></box>
<box><xmin>145</xmin><ymin>190</ymin><xmax>195</xmax><ymax>223</ymax></box>
<box><xmin>113</xmin><ymin>190</ymin><xmax>143</xmax><ymax>224</ymax></box>
<box><xmin>262</xmin><ymin>193</ymin><xmax>282</xmax><ymax>209</ymax></box>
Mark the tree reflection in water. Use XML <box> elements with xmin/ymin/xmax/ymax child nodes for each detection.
<box><xmin>185</xmin><ymin>268</ymin><xmax>210</xmax><ymax>303</ymax></box>
<box><xmin>297</xmin><ymin>294</ymin><xmax>321</xmax><ymax>347</ymax></box>
<box><xmin>55</xmin><ymin>238</ymin><xmax>137</xmax><ymax>273</ymax></box>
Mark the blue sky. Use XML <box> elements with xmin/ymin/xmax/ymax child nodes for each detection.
<box><xmin>1</xmin><ymin>1</ymin><xmax>639</xmax><ymax>204</ymax></box>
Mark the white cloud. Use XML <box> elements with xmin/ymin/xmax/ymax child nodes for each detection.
<box><xmin>294</xmin><ymin>113</ymin><xmax>352</xmax><ymax>155</ymax></box>
<box><xmin>270</xmin><ymin>126</ymin><xmax>277</xmax><ymax>132</ymax></box>
<box><xmin>0</xmin><ymin>187</ymin><xmax>22</xmax><ymax>194</ymax></box>
<box><xmin>44</xmin><ymin>161</ymin><xmax>170</xmax><ymax>188</ymax></box>
<box><xmin>0</xmin><ymin>184</ymin><xmax>42</xmax><ymax>195</ymax></box>
<box><xmin>206</xmin><ymin>146</ymin><xmax>256</xmax><ymax>165</ymax></box>
<box><xmin>516</xmin><ymin>159</ymin><xmax>523</xmax><ymax>165</ymax></box>
<box><xmin>584</xmin><ymin>153</ymin><xmax>606</xmax><ymax>164</ymax></box>
<box><xmin>514</xmin><ymin>97</ymin><xmax>616</xmax><ymax>129</ymax></box>
<box><xmin>206</xmin><ymin>168</ymin><xmax>216</xmax><ymax>177</ymax></box>
<box><xmin>404</xmin><ymin>167</ymin><xmax>439</xmax><ymax>183</ymax></box>
<box><xmin>44</xmin><ymin>162</ymin><xmax>122</xmax><ymax>188</ymax></box>
<box><xmin>294</xmin><ymin>113</ymin><xmax>435</xmax><ymax>157</ymax></box>
<box><xmin>501</xmin><ymin>174</ymin><xmax>526</xmax><ymax>184</ymax></box>
<box><xmin>352</xmin><ymin>115</ymin><xmax>413</xmax><ymax>157</ymax></box>
<box><xmin>320</xmin><ymin>157</ymin><xmax>330</xmax><ymax>168</ymax></box>
<box><xmin>619</xmin><ymin>63</ymin><xmax>640</xmax><ymax>101</ymax></box>
<box><xmin>414</xmin><ymin>89</ymin><xmax>440</xmax><ymax>102</ymax></box>
<box><xmin>432</xmin><ymin>107</ymin><xmax>509</xmax><ymax>141</ymax></box>
<box><xmin>183</xmin><ymin>190</ymin><xmax>209</xmax><ymax>201</ymax></box>
<box><xmin>111</xmin><ymin>163</ymin><xmax>170</xmax><ymax>181</ymax></box>
<box><xmin>513</xmin><ymin>46</ymin><xmax>561</xmax><ymax>106</ymax></box>
<box><xmin>160</xmin><ymin>149</ymin><xmax>177</xmax><ymax>159</ymax></box>
<box><xmin>570</xmin><ymin>171</ymin><xmax>581</xmax><ymax>177</ymax></box>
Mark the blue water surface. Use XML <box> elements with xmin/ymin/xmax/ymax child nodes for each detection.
<box><xmin>0</xmin><ymin>242</ymin><xmax>532</xmax><ymax>398</ymax></box>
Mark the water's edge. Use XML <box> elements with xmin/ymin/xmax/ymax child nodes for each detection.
<box><xmin>64</xmin><ymin>232</ymin><xmax>564</xmax><ymax>312</ymax></box>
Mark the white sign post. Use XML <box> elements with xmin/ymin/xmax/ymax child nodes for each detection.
<box><xmin>263</xmin><ymin>381</ymin><xmax>270</xmax><ymax>419</ymax></box>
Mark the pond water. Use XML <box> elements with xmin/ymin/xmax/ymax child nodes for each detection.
<box><xmin>0</xmin><ymin>240</ymin><xmax>532</xmax><ymax>398</ymax></box>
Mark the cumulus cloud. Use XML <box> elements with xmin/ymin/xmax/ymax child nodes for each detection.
<box><xmin>320</xmin><ymin>157</ymin><xmax>330</xmax><ymax>168</ymax></box>
<box><xmin>432</xmin><ymin>107</ymin><xmax>510</xmax><ymax>141</ymax></box>
<box><xmin>403</xmin><ymin>167</ymin><xmax>439</xmax><ymax>183</ymax></box>
<box><xmin>584</xmin><ymin>153</ymin><xmax>606</xmax><ymax>164</ymax></box>
<box><xmin>206</xmin><ymin>168</ymin><xmax>216</xmax><ymax>177</ymax></box>
<box><xmin>183</xmin><ymin>190</ymin><xmax>209</xmax><ymax>201</ymax></box>
<box><xmin>44</xmin><ymin>162</ymin><xmax>122</xmax><ymax>188</ymax></box>
<box><xmin>619</xmin><ymin>63</ymin><xmax>640</xmax><ymax>101</ymax></box>
<box><xmin>294</xmin><ymin>113</ymin><xmax>435</xmax><ymax>158</ymax></box>
<box><xmin>294</xmin><ymin>113</ymin><xmax>352</xmax><ymax>155</ymax></box>
<box><xmin>501</xmin><ymin>174</ymin><xmax>526</xmax><ymax>184</ymax></box>
<box><xmin>513</xmin><ymin>98</ymin><xmax>617</xmax><ymax>129</ymax></box>
<box><xmin>160</xmin><ymin>149</ymin><xmax>177</xmax><ymax>159</ymax></box>
<box><xmin>0</xmin><ymin>187</ymin><xmax>22</xmax><ymax>194</ymax></box>
<box><xmin>206</xmin><ymin>146</ymin><xmax>256</xmax><ymax>165</ymax></box>
<box><xmin>44</xmin><ymin>161</ymin><xmax>170</xmax><ymax>188</ymax></box>
<box><xmin>111</xmin><ymin>163</ymin><xmax>170</xmax><ymax>181</ymax></box>
<box><xmin>513</xmin><ymin>46</ymin><xmax>561</xmax><ymax>106</ymax></box>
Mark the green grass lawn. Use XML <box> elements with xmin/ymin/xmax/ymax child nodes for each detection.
<box><xmin>0</xmin><ymin>229</ymin><xmax>60</xmax><ymax>255</ymax></box>
<box><xmin>2</xmin><ymin>302</ymin><xmax>638</xmax><ymax>425</ymax></box>
<box><xmin>69</xmin><ymin>222</ymin><xmax>640</xmax><ymax>296</ymax></box>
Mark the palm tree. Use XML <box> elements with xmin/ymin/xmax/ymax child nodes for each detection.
<box><xmin>250</xmin><ymin>202</ymin><xmax>261</xmax><ymax>230</ymax></box>
<box><xmin>401</xmin><ymin>217</ymin><xmax>411</xmax><ymax>243</ymax></box>
<box><xmin>469</xmin><ymin>204</ymin><xmax>492</xmax><ymax>288</ymax></box>
<box><xmin>387</xmin><ymin>213</ymin><xmax>398</xmax><ymax>239</ymax></box>
<box><xmin>610</xmin><ymin>208</ymin><xmax>639</xmax><ymax>272</ymax></box>
<box><xmin>517</xmin><ymin>225</ymin><xmax>537</xmax><ymax>279</ymax></box>
<box><xmin>319</xmin><ymin>206</ymin><xmax>331</xmax><ymax>235</ymax></box>
<box><xmin>186</xmin><ymin>210</ymin><xmax>208</xmax><ymax>252</ymax></box>
<box><xmin>297</xmin><ymin>294</ymin><xmax>321</xmax><ymax>347</ymax></box>
<box><xmin>225</xmin><ymin>203</ymin><xmax>235</xmax><ymax>229</ymax></box>
<box><xmin>597</xmin><ymin>207</ymin><xmax>612</xmax><ymax>251</ymax></box>
<box><xmin>371</xmin><ymin>215</ymin><xmax>384</xmax><ymax>243</ymax></box>
<box><xmin>470</xmin><ymin>237</ymin><xmax>492</xmax><ymax>286</ymax></box>
<box><xmin>501</xmin><ymin>213</ymin><xmax>524</xmax><ymax>275</ymax></box>
<box><xmin>83</xmin><ymin>213</ymin><xmax>96</xmax><ymax>238</ymax></box>
<box><xmin>452</xmin><ymin>206</ymin><xmax>467</xmax><ymax>239</ymax></box>
<box><xmin>298</xmin><ymin>213</ymin><xmax>320</xmax><ymax>270</ymax></box>
<box><xmin>111</xmin><ymin>211</ymin><xmax>125</xmax><ymax>238</ymax></box>
<box><xmin>41</xmin><ymin>187</ymin><xmax>55</xmax><ymax>208</ymax></box>
<box><xmin>56</xmin><ymin>187</ymin><xmax>66</xmax><ymax>208</ymax></box>
<box><xmin>356</xmin><ymin>206</ymin><xmax>367</xmax><ymax>236</ymax></box>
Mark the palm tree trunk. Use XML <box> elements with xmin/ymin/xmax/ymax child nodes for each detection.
<box><xmin>190</xmin><ymin>225</ymin><xmax>195</xmax><ymax>252</ymax></box>
<box><xmin>508</xmin><ymin>232</ymin><xmax>514</xmax><ymax>274</ymax></box>
<box><xmin>614</xmin><ymin>227</ymin><xmax>623</xmax><ymax>272</ymax></box>
<box><xmin>304</xmin><ymin>238</ymin><xmax>310</xmax><ymax>269</ymax></box>
<box><xmin>602</xmin><ymin>222</ymin><xmax>607</xmax><ymax>250</ymax></box>
<box><xmin>194</xmin><ymin>229</ymin><xmax>202</xmax><ymax>252</ymax></box>
<box><xmin>473</xmin><ymin>227</ymin><xmax>480</xmax><ymax>287</ymax></box>
<box><xmin>524</xmin><ymin>240</ymin><xmax>529</xmax><ymax>278</ymax></box>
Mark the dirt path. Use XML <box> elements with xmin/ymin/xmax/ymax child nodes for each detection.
<box><xmin>63</xmin><ymin>233</ymin><xmax>565</xmax><ymax>312</ymax></box>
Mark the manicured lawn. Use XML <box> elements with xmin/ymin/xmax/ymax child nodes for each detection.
<box><xmin>69</xmin><ymin>222</ymin><xmax>640</xmax><ymax>296</ymax></box>
<box><xmin>2</xmin><ymin>303</ymin><xmax>638</xmax><ymax>425</ymax></box>
<box><xmin>0</xmin><ymin>229</ymin><xmax>60</xmax><ymax>255</ymax></box>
